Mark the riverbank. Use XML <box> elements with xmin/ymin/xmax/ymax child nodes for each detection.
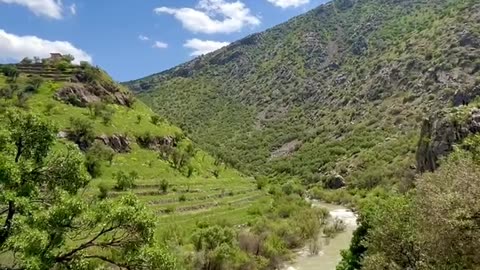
<box><xmin>284</xmin><ymin>201</ymin><xmax>358</xmax><ymax>270</ymax></box>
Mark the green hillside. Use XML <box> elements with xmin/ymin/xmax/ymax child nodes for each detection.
<box><xmin>0</xmin><ymin>60</ymin><xmax>343</xmax><ymax>269</ymax></box>
<box><xmin>126</xmin><ymin>0</ymin><xmax>480</xmax><ymax>194</ymax></box>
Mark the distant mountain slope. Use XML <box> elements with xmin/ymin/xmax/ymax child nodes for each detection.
<box><xmin>126</xmin><ymin>0</ymin><xmax>480</xmax><ymax>188</ymax></box>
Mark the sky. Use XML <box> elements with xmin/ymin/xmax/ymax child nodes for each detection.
<box><xmin>0</xmin><ymin>0</ymin><xmax>329</xmax><ymax>81</ymax></box>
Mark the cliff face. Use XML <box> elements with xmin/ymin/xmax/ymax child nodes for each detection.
<box><xmin>416</xmin><ymin>107</ymin><xmax>480</xmax><ymax>172</ymax></box>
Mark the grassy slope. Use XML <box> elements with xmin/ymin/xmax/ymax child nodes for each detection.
<box><xmin>0</xmin><ymin>73</ymin><xmax>267</xmax><ymax>240</ymax></box>
<box><xmin>127</xmin><ymin>0</ymin><xmax>480</xmax><ymax>191</ymax></box>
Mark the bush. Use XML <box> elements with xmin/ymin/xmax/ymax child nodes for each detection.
<box><xmin>85</xmin><ymin>153</ymin><xmax>102</xmax><ymax>178</ymax></box>
<box><xmin>115</xmin><ymin>170</ymin><xmax>138</xmax><ymax>191</ymax></box>
<box><xmin>151</xmin><ymin>115</ymin><xmax>161</xmax><ymax>125</ymax></box>
<box><xmin>98</xmin><ymin>183</ymin><xmax>110</xmax><ymax>199</ymax></box>
<box><xmin>68</xmin><ymin>117</ymin><xmax>95</xmax><ymax>150</ymax></box>
<box><xmin>179</xmin><ymin>194</ymin><xmax>186</xmax><ymax>202</ymax></box>
<box><xmin>159</xmin><ymin>179</ymin><xmax>169</xmax><ymax>193</ymax></box>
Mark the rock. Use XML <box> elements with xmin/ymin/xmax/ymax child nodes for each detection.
<box><xmin>458</xmin><ymin>30</ymin><xmax>480</xmax><ymax>48</ymax></box>
<box><xmin>416</xmin><ymin>107</ymin><xmax>480</xmax><ymax>173</ymax></box>
<box><xmin>96</xmin><ymin>134</ymin><xmax>131</xmax><ymax>153</ymax></box>
<box><xmin>55</xmin><ymin>82</ymin><xmax>133</xmax><ymax>108</ymax></box>
<box><xmin>324</xmin><ymin>174</ymin><xmax>346</xmax><ymax>189</ymax></box>
<box><xmin>57</xmin><ymin>131</ymin><xmax>68</xmax><ymax>139</ymax></box>
<box><xmin>136</xmin><ymin>135</ymin><xmax>177</xmax><ymax>151</ymax></box>
<box><xmin>452</xmin><ymin>85</ymin><xmax>480</xmax><ymax>106</ymax></box>
<box><xmin>270</xmin><ymin>140</ymin><xmax>303</xmax><ymax>159</ymax></box>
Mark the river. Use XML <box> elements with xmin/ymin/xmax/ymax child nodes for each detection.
<box><xmin>284</xmin><ymin>201</ymin><xmax>358</xmax><ymax>270</ymax></box>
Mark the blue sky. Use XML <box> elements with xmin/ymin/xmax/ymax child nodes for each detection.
<box><xmin>0</xmin><ymin>0</ymin><xmax>328</xmax><ymax>81</ymax></box>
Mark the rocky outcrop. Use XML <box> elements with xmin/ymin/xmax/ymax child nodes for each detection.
<box><xmin>270</xmin><ymin>140</ymin><xmax>302</xmax><ymax>159</ymax></box>
<box><xmin>136</xmin><ymin>135</ymin><xmax>177</xmax><ymax>151</ymax></box>
<box><xmin>416</xmin><ymin>108</ymin><xmax>480</xmax><ymax>173</ymax></box>
<box><xmin>96</xmin><ymin>134</ymin><xmax>131</xmax><ymax>153</ymax></box>
<box><xmin>55</xmin><ymin>83</ymin><xmax>134</xmax><ymax>108</ymax></box>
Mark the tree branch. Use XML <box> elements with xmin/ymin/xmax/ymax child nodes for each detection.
<box><xmin>55</xmin><ymin>225</ymin><xmax>120</xmax><ymax>262</ymax></box>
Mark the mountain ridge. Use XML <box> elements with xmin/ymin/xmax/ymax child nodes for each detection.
<box><xmin>126</xmin><ymin>0</ymin><xmax>480</xmax><ymax>190</ymax></box>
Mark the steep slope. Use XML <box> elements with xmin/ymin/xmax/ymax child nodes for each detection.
<box><xmin>1</xmin><ymin>61</ymin><xmax>340</xmax><ymax>269</ymax></box>
<box><xmin>126</xmin><ymin>0</ymin><xmax>480</xmax><ymax>189</ymax></box>
<box><xmin>0</xmin><ymin>61</ymin><xmax>263</xmax><ymax>233</ymax></box>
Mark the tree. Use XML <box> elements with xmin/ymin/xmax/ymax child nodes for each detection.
<box><xmin>0</xmin><ymin>109</ymin><xmax>177</xmax><ymax>269</ymax></box>
<box><xmin>191</xmin><ymin>225</ymin><xmax>237</xmax><ymax>270</ymax></box>
<box><xmin>27</xmin><ymin>75</ymin><xmax>44</xmax><ymax>92</ymax></box>
<box><xmin>63</xmin><ymin>54</ymin><xmax>75</xmax><ymax>63</ymax></box>
<box><xmin>414</xmin><ymin>151</ymin><xmax>480</xmax><ymax>269</ymax></box>
<box><xmin>1</xmin><ymin>65</ymin><xmax>19</xmax><ymax>82</ymax></box>
<box><xmin>20</xmin><ymin>57</ymin><xmax>33</xmax><ymax>64</ymax></box>
<box><xmin>68</xmin><ymin>117</ymin><xmax>96</xmax><ymax>150</ymax></box>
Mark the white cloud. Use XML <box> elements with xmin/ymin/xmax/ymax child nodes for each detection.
<box><xmin>138</xmin><ymin>35</ymin><xmax>150</xmax><ymax>41</ymax></box>
<box><xmin>69</xmin><ymin>3</ymin><xmax>76</xmax><ymax>15</ymax></box>
<box><xmin>153</xmin><ymin>41</ymin><xmax>168</xmax><ymax>49</ymax></box>
<box><xmin>0</xmin><ymin>29</ymin><xmax>92</xmax><ymax>64</ymax></box>
<box><xmin>184</xmin><ymin>38</ymin><xmax>229</xmax><ymax>56</ymax></box>
<box><xmin>266</xmin><ymin>0</ymin><xmax>309</xmax><ymax>8</ymax></box>
<box><xmin>0</xmin><ymin>0</ymin><xmax>63</xmax><ymax>19</ymax></box>
<box><xmin>154</xmin><ymin>0</ymin><xmax>260</xmax><ymax>34</ymax></box>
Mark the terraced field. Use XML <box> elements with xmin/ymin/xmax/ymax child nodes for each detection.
<box><xmin>0</xmin><ymin>73</ymin><xmax>268</xmax><ymax>241</ymax></box>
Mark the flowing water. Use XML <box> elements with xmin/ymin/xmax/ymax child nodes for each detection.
<box><xmin>285</xmin><ymin>201</ymin><xmax>358</xmax><ymax>270</ymax></box>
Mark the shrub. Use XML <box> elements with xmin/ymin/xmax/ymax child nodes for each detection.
<box><xmin>151</xmin><ymin>115</ymin><xmax>161</xmax><ymax>125</ymax></box>
<box><xmin>85</xmin><ymin>153</ymin><xmax>102</xmax><ymax>178</ymax></box>
<box><xmin>98</xmin><ymin>183</ymin><xmax>110</xmax><ymax>200</ymax></box>
<box><xmin>179</xmin><ymin>194</ymin><xmax>186</xmax><ymax>202</ymax></box>
<box><xmin>159</xmin><ymin>179</ymin><xmax>169</xmax><ymax>193</ymax></box>
<box><xmin>115</xmin><ymin>170</ymin><xmax>138</xmax><ymax>191</ymax></box>
<box><xmin>101</xmin><ymin>106</ymin><xmax>115</xmax><ymax>125</ymax></box>
<box><xmin>68</xmin><ymin>117</ymin><xmax>95</xmax><ymax>150</ymax></box>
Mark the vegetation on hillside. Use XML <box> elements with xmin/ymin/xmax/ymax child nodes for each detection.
<box><xmin>127</xmin><ymin>0</ymin><xmax>480</xmax><ymax>195</ymax></box>
<box><xmin>0</xmin><ymin>60</ymin><xmax>342</xmax><ymax>269</ymax></box>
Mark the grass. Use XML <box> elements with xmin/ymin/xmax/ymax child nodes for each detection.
<box><xmin>10</xmin><ymin>76</ymin><xmax>266</xmax><ymax>244</ymax></box>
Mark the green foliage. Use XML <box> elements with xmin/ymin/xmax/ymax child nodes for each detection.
<box><xmin>67</xmin><ymin>117</ymin><xmax>96</xmax><ymax>150</ymax></box>
<box><xmin>0</xmin><ymin>110</ymin><xmax>177</xmax><ymax>269</ymax></box>
<box><xmin>0</xmin><ymin>65</ymin><xmax>19</xmax><ymax>82</ymax></box>
<box><xmin>115</xmin><ymin>170</ymin><xmax>138</xmax><ymax>191</ymax></box>
<box><xmin>128</xmin><ymin>0</ymin><xmax>476</xmax><ymax>194</ymax></box>
<box><xmin>159</xmin><ymin>179</ymin><xmax>169</xmax><ymax>193</ymax></box>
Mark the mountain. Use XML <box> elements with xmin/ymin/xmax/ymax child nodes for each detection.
<box><xmin>0</xmin><ymin>58</ymin><xmax>336</xmax><ymax>269</ymax></box>
<box><xmin>126</xmin><ymin>0</ymin><xmax>480</xmax><ymax>190</ymax></box>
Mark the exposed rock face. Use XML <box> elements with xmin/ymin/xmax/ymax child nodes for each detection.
<box><xmin>136</xmin><ymin>135</ymin><xmax>177</xmax><ymax>151</ymax></box>
<box><xmin>270</xmin><ymin>140</ymin><xmax>302</xmax><ymax>159</ymax></box>
<box><xmin>55</xmin><ymin>83</ymin><xmax>133</xmax><ymax>107</ymax></box>
<box><xmin>416</xmin><ymin>108</ymin><xmax>480</xmax><ymax>173</ymax></box>
<box><xmin>96</xmin><ymin>134</ymin><xmax>131</xmax><ymax>153</ymax></box>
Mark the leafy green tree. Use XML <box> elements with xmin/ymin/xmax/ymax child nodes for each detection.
<box><xmin>192</xmin><ymin>225</ymin><xmax>237</xmax><ymax>270</ymax></box>
<box><xmin>115</xmin><ymin>170</ymin><xmax>138</xmax><ymax>191</ymax></box>
<box><xmin>68</xmin><ymin>117</ymin><xmax>96</xmax><ymax>150</ymax></box>
<box><xmin>0</xmin><ymin>110</ymin><xmax>176</xmax><ymax>269</ymax></box>
<box><xmin>1</xmin><ymin>65</ymin><xmax>19</xmax><ymax>82</ymax></box>
<box><xmin>26</xmin><ymin>75</ymin><xmax>44</xmax><ymax>92</ymax></box>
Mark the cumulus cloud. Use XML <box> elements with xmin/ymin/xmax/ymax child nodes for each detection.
<box><xmin>0</xmin><ymin>0</ymin><xmax>63</xmax><ymax>19</ymax></box>
<box><xmin>154</xmin><ymin>0</ymin><xmax>260</xmax><ymax>34</ymax></box>
<box><xmin>0</xmin><ymin>29</ymin><xmax>92</xmax><ymax>64</ymax></box>
<box><xmin>138</xmin><ymin>35</ymin><xmax>150</xmax><ymax>41</ymax></box>
<box><xmin>153</xmin><ymin>41</ymin><xmax>168</xmax><ymax>49</ymax></box>
<box><xmin>266</xmin><ymin>0</ymin><xmax>309</xmax><ymax>8</ymax></box>
<box><xmin>184</xmin><ymin>38</ymin><xmax>229</xmax><ymax>56</ymax></box>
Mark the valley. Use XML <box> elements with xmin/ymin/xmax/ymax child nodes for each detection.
<box><xmin>1</xmin><ymin>0</ymin><xmax>480</xmax><ymax>269</ymax></box>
